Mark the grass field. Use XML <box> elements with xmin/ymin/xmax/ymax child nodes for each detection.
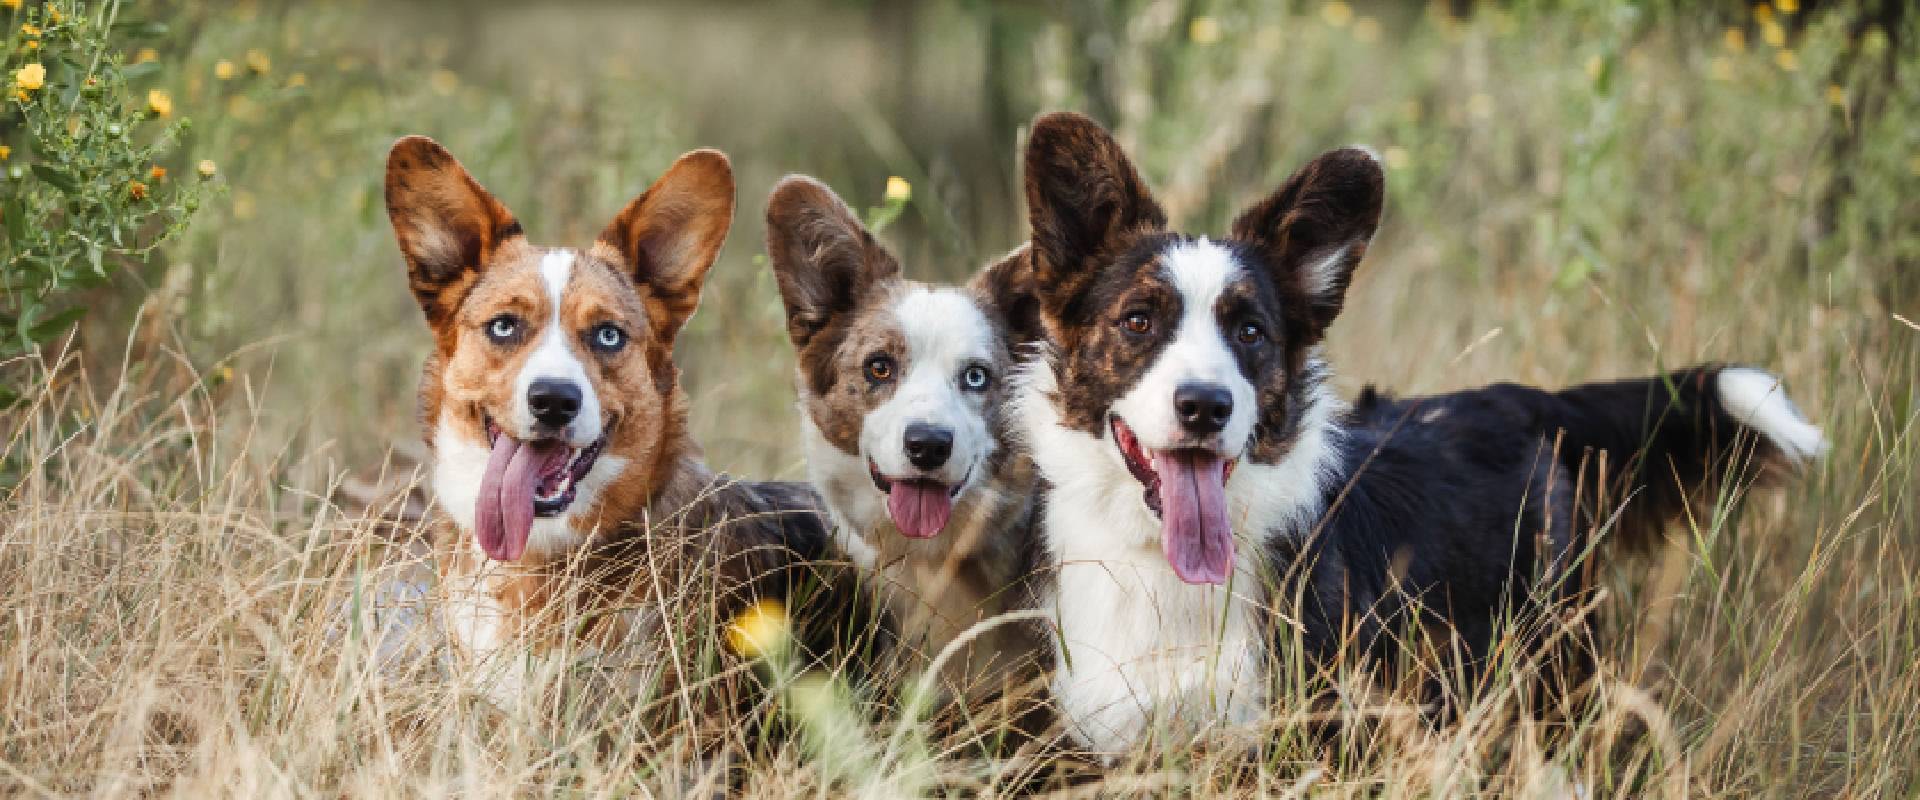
<box><xmin>3</xmin><ymin>0</ymin><xmax>1917</xmax><ymax>796</ymax></box>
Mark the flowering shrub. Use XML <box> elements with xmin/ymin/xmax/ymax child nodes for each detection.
<box><xmin>0</xmin><ymin>0</ymin><xmax>204</xmax><ymax>392</ymax></box>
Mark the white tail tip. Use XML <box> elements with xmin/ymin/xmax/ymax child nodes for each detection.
<box><xmin>1716</xmin><ymin>367</ymin><xmax>1830</xmax><ymax>464</ymax></box>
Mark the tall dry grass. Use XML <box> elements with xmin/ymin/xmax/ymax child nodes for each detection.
<box><xmin>4</xmin><ymin>0</ymin><xmax>1918</xmax><ymax>796</ymax></box>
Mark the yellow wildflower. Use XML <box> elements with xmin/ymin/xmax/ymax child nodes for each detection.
<box><xmin>1776</xmin><ymin>0</ymin><xmax>1798</xmax><ymax>13</ymax></box>
<box><xmin>1322</xmin><ymin>1</ymin><xmax>1353</xmax><ymax>28</ymax></box>
<box><xmin>19</xmin><ymin>23</ymin><xmax>38</xmax><ymax>36</ymax></box>
<box><xmin>1761</xmin><ymin>19</ymin><xmax>1785</xmax><ymax>47</ymax></box>
<box><xmin>24</xmin><ymin>39</ymin><xmax>35</xmax><ymax>50</ymax></box>
<box><xmin>1188</xmin><ymin>16</ymin><xmax>1220</xmax><ymax>45</ymax></box>
<box><xmin>128</xmin><ymin>180</ymin><xmax>148</xmax><ymax>200</ymax></box>
<box><xmin>245</xmin><ymin>49</ymin><xmax>270</xmax><ymax>75</ymax></box>
<box><xmin>149</xmin><ymin>165</ymin><xmax>167</xmax><ymax>181</ymax></box>
<box><xmin>1753</xmin><ymin>3</ymin><xmax>1773</xmax><ymax>23</ymax></box>
<box><xmin>214</xmin><ymin>60</ymin><xmax>237</xmax><ymax>80</ymax></box>
<box><xmin>45</xmin><ymin>7</ymin><xmax>58</xmax><ymax>22</ymax></box>
<box><xmin>146</xmin><ymin>89</ymin><xmax>172</xmax><ymax>117</ymax></box>
<box><xmin>13</xmin><ymin>62</ymin><xmax>44</xmax><ymax>92</ymax></box>
<box><xmin>1775</xmin><ymin>49</ymin><xmax>1798</xmax><ymax>71</ymax></box>
<box><xmin>1383</xmin><ymin>146</ymin><xmax>1410</xmax><ymax>171</ymax></box>
<box><xmin>1825</xmin><ymin>84</ymin><xmax>1846</xmax><ymax>108</ymax></box>
<box><xmin>134</xmin><ymin>48</ymin><xmax>159</xmax><ymax>64</ymax></box>
<box><xmin>1710</xmin><ymin>57</ymin><xmax>1734</xmax><ymax>81</ymax></box>
<box><xmin>884</xmin><ymin>175</ymin><xmax>911</xmax><ymax>203</ymax></box>
<box><xmin>196</xmin><ymin>159</ymin><xmax>217</xmax><ymax>178</ymax></box>
<box><xmin>286</xmin><ymin>71</ymin><xmax>307</xmax><ymax>89</ymax></box>
<box><xmin>726</xmin><ymin>600</ymin><xmax>790</xmax><ymax>658</ymax></box>
<box><xmin>1724</xmin><ymin>28</ymin><xmax>1746</xmax><ymax>52</ymax></box>
<box><xmin>0</xmin><ymin>145</ymin><xmax>10</xmax><ymax>160</ymax></box>
<box><xmin>0</xmin><ymin>0</ymin><xmax>20</xmax><ymax>10</ymax></box>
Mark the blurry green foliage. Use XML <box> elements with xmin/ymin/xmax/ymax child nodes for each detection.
<box><xmin>0</xmin><ymin>0</ymin><xmax>206</xmax><ymax>396</ymax></box>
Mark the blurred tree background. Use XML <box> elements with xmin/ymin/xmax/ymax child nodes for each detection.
<box><xmin>21</xmin><ymin>0</ymin><xmax>1915</xmax><ymax>480</ymax></box>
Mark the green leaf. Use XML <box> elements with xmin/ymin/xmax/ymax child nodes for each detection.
<box><xmin>121</xmin><ymin>62</ymin><xmax>161</xmax><ymax>80</ymax></box>
<box><xmin>30</xmin><ymin>164</ymin><xmax>78</xmax><ymax>195</ymax></box>
<box><xmin>25</xmin><ymin>306</ymin><xmax>84</xmax><ymax>343</ymax></box>
<box><xmin>4</xmin><ymin>199</ymin><xmax>27</xmax><ymax>244</ymax></box>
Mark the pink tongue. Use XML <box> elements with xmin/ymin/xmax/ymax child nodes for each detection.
<box><xmin>1154</xmin><ymin>451</ymin><xmax>1233</xmax><ymax>584</ymax></box>
<box><xmin>472</xmin><ymin>435</ymin><xmax>566</xmax><ymax>561</ymax></box>
<box><xmin>885</xmin><ymin>481</ymin><xmax>953</xmax><ymax>539</ymax></box>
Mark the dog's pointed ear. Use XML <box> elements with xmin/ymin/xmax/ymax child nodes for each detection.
<box><xmin>1231</xmin><ymin>146</ymin><xmax>1384</xmax><ymax>344</ymax></box>
<box><xmin>968</xmin><ymin>245</ymin><xmax>1042</xmax><ymax>347</ymax></box>
<box><xmin>598</xmin><ymin>149</ymin><xmax>735</xmax><ymax>343</ymax></box>
<box><xmin>1023</xmin><ymin>112</ymin><xmax>1165</xmax><ymax>329</ymax></box>
<box><xmin>763</xmin><ymin>175</ymin><xmax>900</xmax><ymax>349</ymax></box>
<box><xmin>384</xmin><ymin>136</ymin><xmax>524</xmax><ymax>330</ymax></box>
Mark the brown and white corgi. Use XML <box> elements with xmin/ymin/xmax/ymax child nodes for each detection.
<box><xmin>763</xmin><ymin>175</ymin><xmax>1044</xmax><ymax>696</ymax></box>
<box><xmin>1013</xmin><ymin>112</ymin><xmax>1826</xmax><ymax>755</ymax></box>
<box><xmin>383</xmin><ymin>137</ymin><xmax>840</xmax><ymax>702</ymax></box>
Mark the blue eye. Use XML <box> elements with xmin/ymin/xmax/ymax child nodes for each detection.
<box><xmin>961</xmin><ymin>365</ymin><xmax>990</xmax><ymax>391</ymax></box>
<box><xmin>486</xmin><ymin>315</ymin><xmax>520</xmax><ymax>343</ymax></box>
<box><xmin>590</xmin><ymin>323</ymin><xmax>626</xmax><ymax>352</ymax></box>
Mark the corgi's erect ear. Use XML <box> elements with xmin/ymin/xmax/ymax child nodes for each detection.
<box><xmin>1022</xmin><ymin>111</ymin><xmax>1165</xmax><ymax>329</ymax></box>
<box><xmin>764</xmin><ymin>175</ymin><xmax>900</xmax><ymax>350</ymax></box>
<box><xmin>384</xmin><ymin>135</ymin><xmax>524</xmax><ymax>330</ymax></box>
<box><xmin>1231</xmin><ymin>147</ymin><xmax>1384</xmax><ymax>344</ymax></box>
<box><xmin>598</xmin><ymin>149</ymin><xmax>735</xmax><ymax>343</ymax></box>
<box><xmin>968</xmin><ymin>246</ymin><xmax>1042</xmax><ymax>347</ymax></box>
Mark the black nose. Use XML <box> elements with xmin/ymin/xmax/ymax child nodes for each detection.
<box><xmin>903</xmin><ymin>422</ymin><xmax>954</xmax><ymax>471</ymax></box>
<box><xmin>527</xmin><ymin>379</ymin><xmax>583</xmax><ymax>429</ymax></box>
<box><xmin>1174</xmin><ymin>382</ymin><xmax>1233</xmax><ymax>436</ymax></box>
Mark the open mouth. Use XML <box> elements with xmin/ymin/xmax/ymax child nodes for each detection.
<box><xmin>471</xmin><ymin>417</ymin><xmax>607</xmax><ymax>562</ymax></box>
<box><xmin>869</xmin><ymin>460</ymin><xmax>965</xmax><ymax>540</ymax></box>
<box><xmin>1111</xmin><ymin>415</ymin><xmax>1237</xmax><ymax>585</ymax></box>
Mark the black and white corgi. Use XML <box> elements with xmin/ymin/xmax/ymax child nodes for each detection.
<box><xmin>1012</xmin><ymin>112</ymin><xmax>1827</xmax><ymax>754</ymax></box>
<box><xmin>765</xmin><ymin>176</ymin><xmax>1045</xmax><ymax>695</ymax></box>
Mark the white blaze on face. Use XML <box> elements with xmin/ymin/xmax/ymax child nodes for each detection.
<box><xmin>1109</xmin><ymin>238</ymin><xmax>1258</xmax><ymax>455</ymax></box>
<box><xmin>509</xmin><ymin>248</ymin><xmax>603</xmax><ymax>447</ymax></box>
<box><xmin>860</xmin><ymin>287</ymin><xmax>999</xmax><ymax>488</ymax></box>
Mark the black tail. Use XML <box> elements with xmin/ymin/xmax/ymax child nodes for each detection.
<box><xmin>1527</xmin><ymin>364</ymin><xmax>1826</xmax><ymax>550</ymax></box>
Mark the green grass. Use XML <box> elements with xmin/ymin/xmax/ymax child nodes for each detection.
<box><xmin>3</xmin><ymin>0</ymin><xmax>1918</xmax><ymax>795</ymax></box>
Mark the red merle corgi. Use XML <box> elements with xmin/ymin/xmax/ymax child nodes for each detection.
<box><xmin>1012</xmin><ymin>112</ymin><xmax>1828</xmax><ymax>755</ymax></box>
<box><xmin>764</xmin><ymin>176</ymin><xmax>1045</xmax><ymax>696</ymax></box>
<box><xmin>383</xmin><ymin>137</ymin><xmax>843</xmax><ymax>703</ymax></box>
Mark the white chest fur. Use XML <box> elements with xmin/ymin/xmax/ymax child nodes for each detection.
<box><xmin>1040</xmin><ymin>479</ymin><xmax>1272</xmax><ymax>754</ymax></box>
<box><xmin>1015</xmin><ymin>355</ymin><xmax>1343</xmax><ymax>754</ymax></box>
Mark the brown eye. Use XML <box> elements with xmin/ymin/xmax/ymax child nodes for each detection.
<box><xmin>1236</xmin><ymin>321</ymin><xmax>1264</xmax><ymax>346</ymax></box>
<box><xmin>1122</xmin><ymin>312</ymin><xmax>1152</xmax><ymax>336</ymax></box>
<box><xmin>865</xmin><ymin>354</ymin><xmax>895</xmax><ymax>382</ymax></box>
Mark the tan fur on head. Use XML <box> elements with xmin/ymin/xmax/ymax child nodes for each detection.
<box><xmin>382</xmin><ymin>136</ymin><xmax>745</xmax><ymax>677</ymax></box>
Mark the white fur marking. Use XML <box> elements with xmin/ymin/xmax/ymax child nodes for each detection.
<box><xmin>1716</xmin><ymin>367</ymin><xmax>1828</xmax><ymax>463</ymax></box>
<box><xmin>858</xmin><ymin>288</ymin><xmax>999</xmax><ymax>488</ymax></box>
<box><xmin>510</xmin><ymin>249</ymin><xmax>603</xmax><ymax>447</ymax></box>
<box><xmin>1109</xmin><ymin>239</ymin><xmax>1257</xmax><ymax>456</ymax></box>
